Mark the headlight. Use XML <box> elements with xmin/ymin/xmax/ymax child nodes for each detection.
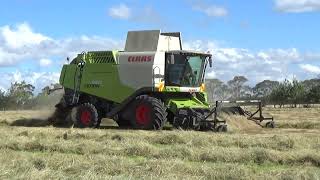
<box><xmin>158</xmin><ymin>82</ymin><xmax>165</xmax><ymax>92</ymax></box>
<box><xmin>200</xmin><ymin>83</ymin><xmax>206</xmax><ymax>92</ymax></box>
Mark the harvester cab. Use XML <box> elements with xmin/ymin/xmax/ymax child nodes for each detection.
<box><xmin>50</xmin><ymin>30</ymin><xmax>223</xmax><ymax>131</ymax></box>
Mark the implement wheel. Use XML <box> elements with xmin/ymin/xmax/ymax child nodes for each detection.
<box><xmin>72</xmin><ymin>103</ymin><xmax>99</xmax><ymax>128</ymax></box>
<box><xmin>216</xmin><ymin>124</ymin><xmax>228</xmax><ymax>132</ymax></box>
<box><xmin>129</xmin><ymin>95</ymin><xmax>167</xmax><ymax>130</ymax></box>
<box><xmin>266</xmin><ymin>121</ymin><xmax>275</xmax><ymax>128</ymax></box>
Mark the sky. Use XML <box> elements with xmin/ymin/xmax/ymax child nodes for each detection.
<box><xmin>0</xmin><ymin>0</ymin><xmax>320</xmax><ymax>92</ymax></box>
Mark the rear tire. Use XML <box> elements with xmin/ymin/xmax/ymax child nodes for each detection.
<box><xmin>129</xmin><ymin>95</ymin><xmax>167</xmax><ymax>130</ymax></box>
<box><xmin>72</xmin><ymin>103</ymin><xmax>99</xmax><ymax>128</ymax></box>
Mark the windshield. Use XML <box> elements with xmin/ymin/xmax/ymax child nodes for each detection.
<box><xmin>165</xmin><ymin>54</ymin><xmax>206</xmax><ymax>87</ymax></box>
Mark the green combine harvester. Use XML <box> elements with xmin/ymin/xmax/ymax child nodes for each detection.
<box><xmin>50</xmin><ymin>30</ymin><xmax>228</xmax><ymax>131</ymax></box>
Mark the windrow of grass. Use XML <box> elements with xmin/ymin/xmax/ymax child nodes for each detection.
<box><xmin>265</xmin><ymin>108</ymin><xmax>320</xmax><ymax>129</ymax></box>
<box><xmin>0</xmin><ymin>109</ymin><xmax>320</xmax><ymax>179</ymax></box>
<box><xmin>0</xmin><ymin>150</ymin><xmax>320</xmax><ymax>179</ymax></box>
<box><xmin>1</xmin><ymin>148</ymin><xmax>320</xmax><ymax>180</ymax></box>
<box><xmin>2</xmin><ymin>127</ymin><xmax>320</xmax><ymax>151</ymax></box>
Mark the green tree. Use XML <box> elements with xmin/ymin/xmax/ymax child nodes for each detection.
<box><xmin>302</xmin><ymin>79</ymin><xmax>320</xmax><ymax>91</ymax></box>
<box><xmin>7</xmin><ymin>81</ymin><xmax>35</xmax><ymax>109</ymax></box>
<box><xmin>0</xmin><ymin>90</ymin><xmax>6</xmax><ymax>109</ymax></box>
<box><xmin>269</xmin><ymin>79</ymin><xmax>291</xmax><ymax>108</ymax></box>
<box><xmin>290</xmin><ymin>79</ymin><xmax>305</xmax><ymax>107</ymax></box>
<box><xmin>306</xmin><ymin>85</ymin><xmax>320</xmax><ymax>104</ymax></box>
<box><xmin>269</xmin><ymin>79</ymin><xmax>307</xmax><ymax>107</ymax></box>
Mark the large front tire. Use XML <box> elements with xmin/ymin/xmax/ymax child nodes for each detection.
<box><xmin>129</xmin><ymin>95</ymin><xmax>167</xmax><ymax>130</ymax></box>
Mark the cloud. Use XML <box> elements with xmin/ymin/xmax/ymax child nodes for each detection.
<box><xmin>0</xmin><ymin>23</ymin><xmax>123</xmax><ymax>92</ymax></box>
<box><xmin>108</xmin><ymin>3</ymin><xmax>131</xmax><ymax>19</ymax></box>
<box><xmin>0</xmin><ymin>23</ymin><xmax>50</xmax><ymax>49</ymax></box>
<box><xmin>132</xmin><ymin>6</ymin><xmax>164</xmax><ymax>25</ymax></box>
<box><xmin>275</xmin><ymin>0</ymin><xmax>320</xmax><ymax>13</ymax></box>
<box><xmin>0</xmin><ymin>23</ymin><xmax>123</xmax><ymax>67</ymax></box>
<box><xmin>184</xmin><ymin>40</ymin><xmax>219</xmax><ymax>51</ymax></box>
<box><xmin>206</xmin><ymin>71</ymin><xmax>216</xmax><ymax>78</ymax></box>
<box><xmin>183</xmin><ymin>40</ymin><xmax>319</xmax><ymax>85</ymax></box>
<box><xmin>39</xmin><ymin>58</ymin><xmax>52</xmax><ymax>67</ymax></box>
<box><xmin>299</xmin><ymin>64</ymin><xmax>320</xmax><ymax>74</ymax></box>
<box><xmin>191</xmin><ymin>1</ymin><xmax>228</xmax><ymax>17</ymax></box>
<box><xmin>0</xmin><ymin>71</ymin><xmax>60</xmax><ymax>93</ymax></box>
<box><xmin>108</xmin><ymin>4</ymin><xmax>165</xmax><ymax>26</ymax></box>
<box><xmin>0</xmin><ymin>23</ymin><xmax>51</xmax><ymax>66</ymax></box>
<box><xmin>0</xmin><ymin>47</ymin><xmax>23</xmax><ymax>66</ymax></box>
<box><xmin>0</xmin><ymin>22</ymin><xmax>319</xmax><ymax>92</ymax></box>
<box><xmin>199</xmin><ymin>6</ymin><xmax>228</xmax><ymax>17</ymax></box>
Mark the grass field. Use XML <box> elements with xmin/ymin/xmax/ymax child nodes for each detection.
<box><xmin>0</xmin><ymin>108</ymin><xmax>320</xmax><ymax>179</ymax></box>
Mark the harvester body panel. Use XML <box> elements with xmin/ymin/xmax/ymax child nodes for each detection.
<box><xmin>60</xmin><ymin>62</ymin><xmax>136</xmax><ymax>103</ymax></box>
<box><xmin>117</xmin><ymin>51</ymin><xmax>165</xmax><ymax>91</ymax></box>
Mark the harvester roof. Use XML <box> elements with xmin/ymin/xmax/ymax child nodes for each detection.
<box><xmin>167</xmin><ymin>50</ymin><xmax>212</xmax><ymax>57</ymax></box>
<box><xmin>124</xmin><ymin>30</ymin><xmax>183</xmax><ymax>52</ymax></box>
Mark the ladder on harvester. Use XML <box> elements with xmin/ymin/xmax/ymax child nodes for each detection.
<box><xmin>72</xmin><ymin>53</ymin><xmax>86</xmax><ymax>105</ymax></box>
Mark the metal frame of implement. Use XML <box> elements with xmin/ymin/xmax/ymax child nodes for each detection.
<box><xmin>209</xmin><ymin>100</ymin><xmax>275</xmax><ymax>128</ymax></box>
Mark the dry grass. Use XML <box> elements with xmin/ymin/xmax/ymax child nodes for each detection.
<box><xmin>265</xmin><ymin>108</ymin><xmax>320</xmax><ymax>129</ymax></box>
<box><xmin>0</xmin><ymin>109</ymin><xmax>319</xmax><ymax>179</ymax></box>
<box><xmin>221</xmin><ymin>114</ymin><xmax>262</xmax><ymax>132</ymax></box>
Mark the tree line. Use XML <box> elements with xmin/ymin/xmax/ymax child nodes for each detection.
<box><xmin>206</xmin><ymin>76</ymin><xmax>320</xmax><ymax>107</ymax></box>
<box><xmin>0</xmin><ymin>81</ymin><xmax>61</xmax><ymax>110</ymax></box>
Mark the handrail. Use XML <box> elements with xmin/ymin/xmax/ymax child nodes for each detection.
<box><xmin>152</xmin><ymin>66</ymin><xmax>161</xmax><ymax>91</ymax></box>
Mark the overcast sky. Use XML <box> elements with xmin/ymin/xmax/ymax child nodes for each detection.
<box><xmin>0</xmin><ymin>0</ymin><xmax>320</xmax><ymax>91</ymax></box>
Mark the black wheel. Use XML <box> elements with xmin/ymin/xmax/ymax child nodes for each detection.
<box><xmin>129</xmin><ymin>95</ymin><xmax>167</xmax><ymax>130</ymax></box>
<box><xmin>173</xmin><ymin>116</ymin><xmax>191</xmax><ymax>130</ymax></box>
<box><xmin>216</xmin><ymin>124</ymin><xmax>228</xmax><ymax>132</ymax></box>
<box><xmin>266</xmin><ymin>121</ymin><xmax>275</xmax><ymax>128</ymax></box>
<box><xmin>72</xmin><ymin>103</ymin><xmax>99</xmax><ymax>128</ymax></box>
<box><xmin>172</xmin><ymin>116</ymin><xmax>201</xmax><ymax>130</ymax></box>
<box><xmin>95</xmin><ymin>118</ymin><xmax>102</xmax><ymax>128</ymax></box>
<box><xmin>166</xmin><ymin>111</ymin><xmax>175</xmax><ymax>124</ymax></box>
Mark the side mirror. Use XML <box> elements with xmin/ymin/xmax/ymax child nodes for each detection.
<box><xmin>208</xmin><ymin>56</ymin><xmax>213</xmax><ymax>67</ymax></box>
<box><xmin>170</xmin><ymin>54</ymin><xmax>175</xmax><ymax>64</ymax></box>
<box><xmin>78</xmin><ymin>61</ymin><xmax>85</xmax><ymax>68</ymax></box>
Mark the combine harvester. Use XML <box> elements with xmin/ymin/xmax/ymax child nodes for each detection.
<box><xmin>49</xmin><ymin>30</ymin><xmax>274</xmax><ymax>131</ymax></box>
